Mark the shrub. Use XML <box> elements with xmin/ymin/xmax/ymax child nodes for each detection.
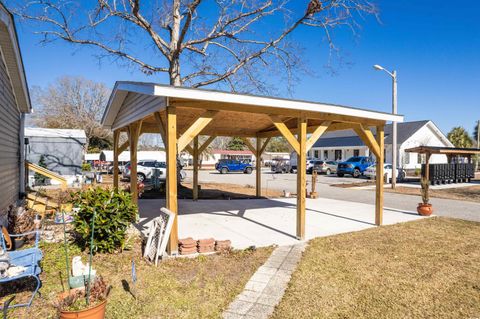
<box><xmin>82</xmin><ymin>163</ymin><xmax>92</xmax><ymax>171</ymax></box>
<box><xmin>71</xmin><ymin>187</ymin><xmax>138</xmax><ymax>253</ymax></box>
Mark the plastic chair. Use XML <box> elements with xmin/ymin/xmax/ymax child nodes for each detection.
<box><xmin>0</xmin><ymin>229</ymin><xmax>42</xmax><ymax>310</ymax></box>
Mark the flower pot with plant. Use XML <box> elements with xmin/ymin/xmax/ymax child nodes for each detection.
<box><xmin>56</xmin><ymin>276</ymin><xmax>111</xmax><ymax>319</ymax></box>
<box><xmin>417</xmin><ymin>177</ymin><xmax>433</xmax><ymax>216</ymax></box>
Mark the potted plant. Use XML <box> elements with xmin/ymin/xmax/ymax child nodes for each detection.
<box><xmin>56</xmin><ymin>276</ymin><xmax>111</xmax><ymax>319</ymax></box>
<box><xmin>417</xmin><ymin>177</ymin><xmax>433</xmax><ymax>216</ymax></box>
<box><xmin>56</xmin><ymin>209</ymin><xmax>111</xmax><ymax>318</ymax></box>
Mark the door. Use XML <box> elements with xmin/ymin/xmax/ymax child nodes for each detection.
<box><xmin>334</xmin><ymin>150</ymin><xmax>342</xmax><ymax>161</ymax></box>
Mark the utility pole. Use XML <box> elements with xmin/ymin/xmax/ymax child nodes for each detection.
<box><xmin>477</xmin><ymin>120</ymin><xmax>480</xmax><ymax>171</ymax></box>
<box><xmin>391</xmin><ymin>70</ymin><xmax>398</xmax><ymax>189</ymax></box>
<box><xmin>373</xmin><ymin>65</ymin><xmax>398</xmax><ymax>188</ymax></box>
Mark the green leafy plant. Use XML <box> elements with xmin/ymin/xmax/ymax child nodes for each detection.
<box><xmin>71</xmin><ymin>187</ymin><xmax>138</xmax><ymax>253</ymax></box>
<box><xmin>82</xmin><ymin>163</ymin><xmax>92</xmax><ymax>171</ymax></box>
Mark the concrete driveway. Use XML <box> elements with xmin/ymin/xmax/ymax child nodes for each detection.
<box><xmin>138</xmin><ymin>197</ymin><xmax>424</xmax><ymax>249</ymax></box>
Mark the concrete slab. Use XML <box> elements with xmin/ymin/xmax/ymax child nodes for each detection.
<box><xmin>138</xmin><ymin>197</ymin><xmax>424</xmax><ymax>249</ymax></box>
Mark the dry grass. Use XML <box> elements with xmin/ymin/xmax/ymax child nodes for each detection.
<box><xmin>384</xmin><ymin>185</ymin><xmax>480</xmax><ymax>203</ymax></box>
<box><xmin>272</xmin><ymin>217</ymin><xmax>480</xmax><ymax>319</ymax></box>
<box><xmin>2</xmin><ymin>239</ymin><xmax>272</xmax><ymax>318</ymax></box>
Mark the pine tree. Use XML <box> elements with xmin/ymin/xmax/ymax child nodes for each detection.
<box><xmin>34</xmin><ymin>155</ymin><xmax>50</xmax><ymax>185</ymax></box>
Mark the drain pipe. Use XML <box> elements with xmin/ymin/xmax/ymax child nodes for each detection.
<box><xmin>19</xmin><ymin>113</ymin><xmax>26</xmax><ymax>198</ymax></box>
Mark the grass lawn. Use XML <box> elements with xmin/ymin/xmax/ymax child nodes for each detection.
<box><xmin>272</xmin><ymin>217</ymin><xmax>480</xmax><ymax>319</ymax></box>
<box><xmin>2</xmin><ymin>239</ymin><xmax>272</xmax><ymax>318</ymax></box>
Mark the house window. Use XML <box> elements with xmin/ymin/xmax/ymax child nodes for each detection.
<box><xmin>314</xmin><ymin>150</ymin><xmax>319</xmax><ymax>158</ymax></box>
<box><xmin>353</xmin><ymin>149</ymin><xmax>360</xmax><ymax>157</ymax></box>
<box><xmin>384</xmin><ymin>149</ymin><xmax>387</xmax><ymax>163</ymax></box>
<box><xmin>324</xmin><ymin>150</ymin><xmax>328</xmax><ymax>160</ymax></box>
<box><xmin>334</xmin><ymin>150</ymin><xmax>342</xmax><ymax>161</ymax></box>
<box><xmin>405</xmin><ymin>153</ymin><xmax>410</xmax><ymax>165</ymax></box>
<box><xmin>417</xmin><ymin>153</ymin><xmax>422</xmax><ymax>164</ymax></box>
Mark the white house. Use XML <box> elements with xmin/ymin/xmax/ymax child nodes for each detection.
<box><xmin>309</xmin><ymin>120</ymin><xmax>453</xmax><ymax>170</ymax></box>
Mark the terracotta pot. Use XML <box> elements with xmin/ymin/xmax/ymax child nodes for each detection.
<box><xmin>417</xmin><ymin>203</ymin><xmax>433</xmax><ymax>216</ymax></box>
<box><xmin>60</xmin><ymin>300</ymin><xmax>107</xmax><ymax>319</ymax></box>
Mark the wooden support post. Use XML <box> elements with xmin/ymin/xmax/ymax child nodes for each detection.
<box><xmin>166</xmin><ymin>106</ymin><xmax>179</xmax><ymax>254</ymax></box>
<box><xmin>425</xmin><ymin>152</ymin><xmax>431</xmax><ymax>182</ymax></box>
<box><xmin>297</xmin><ymin>115</ymin><xmax>307</xmax><ymax>239</ymax></box>
<box><xmin>193</xmin><ymin>136</ymin><xmax>199</xmax><ymax>201</ymax></box>
<box><xmin>375</xmin><ymin>125</ymin><xmax>384</xmax><ymax>226</ymax></box>
<box><xmin>256</xmin><ymin>138</ymin><xmax>262</xmax><ymax>197</ymax></box>
<box><xmin>113</xmin><ymin>130</ymin><xmax>120</xmax><ymax>190</ymax></box>
<box><xmin>128</xmin><ymin>122</ymin><xmax>141</xmax><ymax>205</ymax></box>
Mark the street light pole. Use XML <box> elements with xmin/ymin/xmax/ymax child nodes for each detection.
<box><xmin>373</xmin><ymin>65</ymin><xmax>398</xmax><ymax>189</ymax></box>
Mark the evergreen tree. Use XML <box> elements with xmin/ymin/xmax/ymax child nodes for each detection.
<box><xmin>447</xmin><ymin>127</ymin><xmax>473</xmax><ymax>148</ymax></box>
<box><xmin>34</xmin><ymin>155</ymin><xmax>50</xmax><ymax>185</ymax></box>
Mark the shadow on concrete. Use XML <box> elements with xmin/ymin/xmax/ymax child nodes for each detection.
<box><xmin>136</xmin><ymin>197</ymin><xmax>298</xmax><ymax>240</ymax></box>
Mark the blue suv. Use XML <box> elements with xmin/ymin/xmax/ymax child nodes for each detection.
<box><xmin>337</xmin><ymin>156</ymin><xmax>374</xmax><ymax>178</ymax></box>
<box><xmin>215</xmin><ymin>159</ymin><xmax>253</xmax><ymax>174</ymax></box>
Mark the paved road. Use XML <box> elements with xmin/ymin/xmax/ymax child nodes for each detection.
<box><xmin>185</xmin><ymin>169</ymin><xmax>480</xmax><ymax>222</ymax></box>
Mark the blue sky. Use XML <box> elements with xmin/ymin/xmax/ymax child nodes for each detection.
<box><xmin>13</xmin><ymin>0</ymin><xmax>480</xmax><ymax>136</ymax></box>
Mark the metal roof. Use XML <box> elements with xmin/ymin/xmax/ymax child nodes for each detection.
<box><xmin>102</xmin><ymin>81</ymin><xmax>404</xmax><ymax>131</ymax></box>
<box><xmin>313</xmin><ymin>120</ymin><xmax>430</xmax><ymax>148</ymax></box>
<box><xmin>25</xmin><ymin>127</ymin><xmax>87</xmax><ymax>140</ymax></box>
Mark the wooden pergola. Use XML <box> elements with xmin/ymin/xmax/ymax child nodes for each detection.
<box><xmin>405</xmin><ymin>146</ymin><xmax>480</xmax><ymax>180</ymax></box>
<box><xmin>102</xmin><ymin>82</ymin><xmax>404</xmax><ymax>254</ymax></box>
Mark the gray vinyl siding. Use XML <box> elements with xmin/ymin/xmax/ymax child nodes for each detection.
<box><xmin>0</xmin><ymin>48</ymin><xmax>20</xmax><ymax>215</ymax></box>
<box><xmin>112</xmin><ymin>92</ymin><xmax>165</xmax><ymax>129</ymax></box>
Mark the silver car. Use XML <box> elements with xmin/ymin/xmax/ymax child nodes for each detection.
<box><xmin>307</xmin><ymin>160</ymin><xmax>338</xmax><ymax>175</ymax></box>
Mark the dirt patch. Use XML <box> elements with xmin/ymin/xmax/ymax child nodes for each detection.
<box><xmin>330</xmin><ymin>181</ymin><xmax>376</xmax><ymax>188</ymax></box>
<box><xmin>273</xmin><ymin>217</ymin><xmax>480</xmax><ymax>319</ymax></box>
<box><xmin>385</xmin><ymin>185</ymin><xmax>480</xmax><ymax>203</ymax></box>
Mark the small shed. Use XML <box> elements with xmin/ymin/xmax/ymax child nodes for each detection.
<box><xmin>25</xmin><ymin>128</ymin><xmax>87</xmax><ymax>180</ymax></box>
<box><xmin>102</xmin><ymin>82</ymin><xmax>403</xmax><ymax>254</ymax></box>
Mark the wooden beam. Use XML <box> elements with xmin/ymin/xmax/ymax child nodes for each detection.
<box><xmin>241</xmin><ymin>137</ymin><xmax>256</xmax><ymax>154</ymax></box>
<box><xmin>169</xmin><ymin>99</ymin><xmax>385</xmax><ymax>125</ymax></box>
<box><xmin>118</xmin><ymin>140</ymin><xmax>129</xmax><ymax>153</ymax></box>
<box><xmin>297</xmin><ymin>115</ymin><xmax>307</xmax><ymax>239</ymax></box>
<box><xmin>375</xmin><ymin>125</ymin><xmax>384</xmax><ymax>226</ymax></box>
<box><xmin>177</xmin><ymin>110</ymin><xmax>218</xmax><ymax>152</ymax></box>
<box><xmin>259</xmin><ymin>137</ymin><xmax>271</xmax><ymax>154</ymax></box>
<box><xmin>199</xmin><ymin>136</ymin><xmax>216</xmax><ymax>154</ymax></box>
<box><xmin>354</xmin><ymin>124</ymin><xmax>381</xmax><ymax>158</ymax></box>
<box><xmin>154</xmin><ymin>111</ymin><xmax>166</xmax><ymax>144</ymax></box>
<box><xmin>256</xmin><ymin>138</ymin><xmax>262</xmax><ymax>197</ymax></box>
<box><xmin>269</xmin><ymin>115</ymin><xmax>300</xmax><ymax>154</ymax></box>
<box><xmin>193</xmin><ymin>136</ymin><xmax>199</xmax><ymax>201</ymax></box>
<box><xmin>155</xmin><ymin>111</ymin><xmax>193</xmax><ymax>154</ymax></box>
<box><xmin>128</xmin><ymin>121</ymin><xmax>141</xmax><ymax>205</ymax></box>
<box><xmin>306</xmin><ymin>121</ymin><xmax>331</xmax><ymax>151</ymax></box>
<box><xmin>113</xmin><ymin>130</ymin><xmax>120</xmax><ymax>190</ymax></box>
<box><xmin>166</xmin><ymin>106</ymin><xmax>179</xmax><ymax>254</ymax></box>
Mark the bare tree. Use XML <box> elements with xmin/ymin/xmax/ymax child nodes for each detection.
<box><xmin>31</xmin><ymin>76</ymin><xmax>112</xmax><ymax>149</ymax></box>
<box><xmin>10</xmin><ymin>0</ymin><xmax>377</xmax><ymax>93</ymax></box>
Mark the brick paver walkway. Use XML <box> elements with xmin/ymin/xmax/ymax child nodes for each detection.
<box><xmin>223</xmin><ymin>243</ymin><xmax>307</xmax><ymax>319</ymax></box>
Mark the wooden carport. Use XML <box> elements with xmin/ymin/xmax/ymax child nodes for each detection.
<box><xmin>102</xmin><ymin>82</ymin><xmax>404</xmax><ymax>254</ymax></box>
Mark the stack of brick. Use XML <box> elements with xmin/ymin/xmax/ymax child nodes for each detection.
<box><xmin>178</xmin><ymin>237</ymin><xmax>197</xmax><ymax>255</ymax></box>
<box><xmin>197</xmin><ymin>238</ymin><xmax>215</xmax><ymax>253</ymax></box>
<box><xmin>215</xmin><ymin>240</ymin><xmax>231</xmax><ymax>252</ymax></box>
